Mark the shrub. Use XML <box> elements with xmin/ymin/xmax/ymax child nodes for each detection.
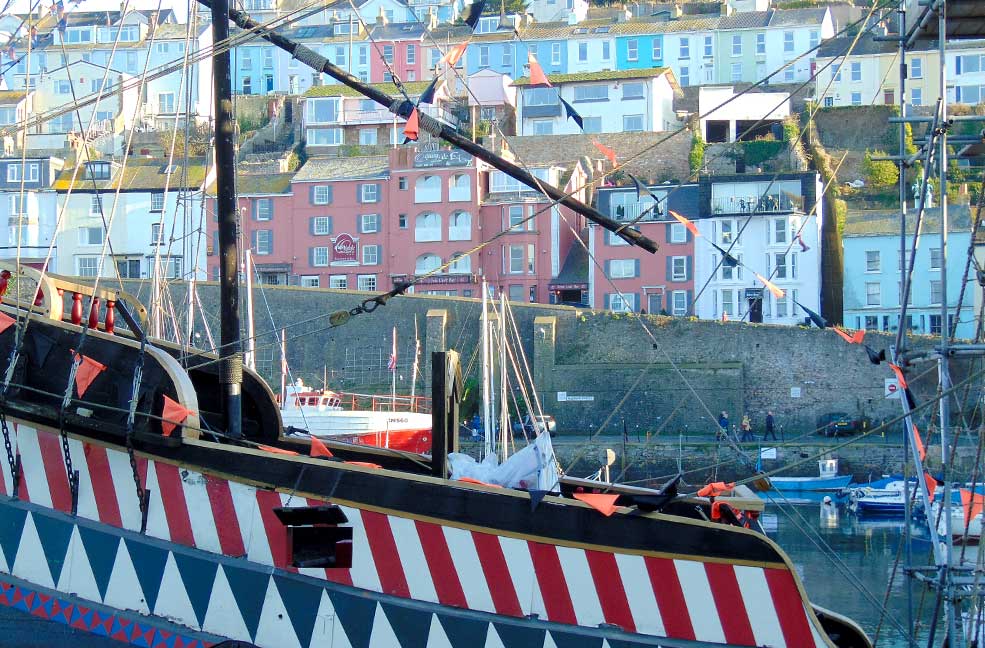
<box><xmin>861</xmin><ymin>149</ymin><xmax>899</xmax><ymax>188</ymax></box>
<box><xmin>689</xmin><ymin>132</ymin><xmax>705</xmax><ymax>176</ymax></box>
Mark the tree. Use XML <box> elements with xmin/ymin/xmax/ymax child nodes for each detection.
<box><xmin>158</xmin><ymin>123</ymin><xmax>211</xmax><ymax>158</ymax></box>
<box><xmin>861</xmin><ymin>149</ymin><xmax>899</xmax><ymax>188</ymax></box>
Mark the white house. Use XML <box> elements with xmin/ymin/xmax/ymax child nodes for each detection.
<box><xmin>514</xmin><ymin>68</ymin><xmax>679</xmax><ymax>136</ymax></box>
<box><xmin>948</xmin><ymin>41</ymin><xmax>985</xmax><ymax>105</ymax></box>
<box><xmin>528</xmin><ymin>0</ymin><xmax>590</xmax><ymax>27</ymax></box>
<box><xmin>54</xmin><ymin>157</ymin><xmax>210</xmax><ymax>280</ymax></box>
<box><xmin>0</xmin><ymin>91</ymin><xmax>32</xmax><ymax>153</ymax></box>
<box><xmin>692</xmin><ymin>172</ymin><xmax>823</xmax><ymax>325</ymax></box>
<box><xmin>0</xmin><ymin>157</ymin><xmax>64</xmax><ymax>268</ymax></box>
<box><xmin>698</xmin><ymin>86</ymin><xmax>790</xmax><ymax>143</ymax></box>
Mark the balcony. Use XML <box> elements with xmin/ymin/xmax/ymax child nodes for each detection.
<box><xmin>712</xmin><ymin>192</ymin><xmax>799</xmax><ymax>215</ymax></box>
<box><xmin>612</xmin><ymin>202</ymin><xmax>662</xmax><ymax>222</ymax></box>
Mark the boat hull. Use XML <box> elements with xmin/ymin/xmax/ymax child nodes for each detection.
<box><xmin>280</xmin><ymin>409</ymin><xmax>432</xmax><ymax>454</ymax></box>
<box><xmin>771</xmin><ymin>475</ymin><xmax>853</xmax><ymax>492</ymax></box>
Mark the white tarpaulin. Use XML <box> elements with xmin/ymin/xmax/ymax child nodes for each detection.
<box><xmin>449</xmin><ymin>432</ymin><xmax>559</xmax><ymax>491</ymax></box>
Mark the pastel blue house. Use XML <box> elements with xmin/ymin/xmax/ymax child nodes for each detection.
<box><xmin>842</xmin><ymin>208</ymin><xmax>975</xmax><ymax>339</ymax></box>
<box><xmin>616</xmin><ymin>34</ymin><xmax>664</xmax><ymax>70</ymax></box>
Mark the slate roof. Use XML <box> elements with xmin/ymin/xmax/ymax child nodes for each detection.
<box><xmin>843</xmin><ymin>206</ymin><xmax>972</xmax><ymax>237</ymax></box>
<box><xmin>369</xmin><ymin>22</ymin><xmax>427</xmax><ymax>40</ymax></box>
<box><xmin>550</xmin><ymin>235</ymin><xmax>588</xmax><ymax>286</ymax></box>
<box><xmin>717</xmin><ymin>11</ymin><xmax>770</xmax><ymax>29</ymax></box>
<box><xmin>153</xmin><ymin>23</ymin><xmax>210</xmax><ymax>39</ymax></box>
<box><xmin>292</xmin><ymin>156</ymin><xmax>390</xmax><ymax>182</ymax></box>
<box><xmin>767</xmin><ymin>7</ymin><xmax>829</xmax><ymax>27</ymax></box>
<box><xmin>206</xmin><ymin>172</ymin><xmax>293</xmax><ymax>196</ymax></box>
<box><xmin>513</xmin><ymin>67</ymin><xmax>671</xmax><ymax>86</ymax></box>
<box><xmin>817</xmin><ymin>33</ymin><xmax>938</xmax><ymax>58</ymax></box>
<box><xmin>53</xmin><ymin>157</ymin><xmax>208</xmax><ymax>191</ymax></box>
<box><xmin>304</xmin><ymin>80</ymin><xmax>433</xmax><ymax>98</ymax></box>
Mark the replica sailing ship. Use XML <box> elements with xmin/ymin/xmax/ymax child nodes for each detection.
<box><xmin>0</xmin><ymin>1</ymin><xmax>873</xmax><ymax>647</ymax></box>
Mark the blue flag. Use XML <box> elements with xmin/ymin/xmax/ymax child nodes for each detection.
<box><xmin>628</xmin><ymin>173</ymin><xmax>663</xmax><ymax>218</ymax></box>
<box><xmin>559</xmin><ymin>96</ymin><xmax>583</xmax><ymax>130</ymax></box>
<box><xmin>418</xmin><ymin>76</ymin><xmax>440</xmax><ymax>105</ymax></box>
<box><xmin>462</xmin><ymin>0</ymin><xmax>487</xmax><ymax>31</ymax></box>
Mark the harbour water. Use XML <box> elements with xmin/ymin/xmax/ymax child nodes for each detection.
<box><xmin>768</xmin><ymin>498</ymin><xmax>947</xmax><ymax>648</ymax></box>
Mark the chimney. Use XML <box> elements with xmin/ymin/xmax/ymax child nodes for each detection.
<box><xmin>428</xmin><ymin>6</ymin><xmax>438</xmax><ymax>30</ymax></box>
<box><xmin>376</xmin><ymin>7</ymin><xmax>387</xmax><ymax>26</ymax></box>
<box><xmin>567</xmin><ymin>12</ymin><xmax>578</xmax><ymax>24</ymax></box>
<box><xmin>671</xmin><ymin>2</ymin><xmax>682</xmax><ymax>18</ymax></box>
<box><xmin>720</xmin><ymin>0</ymin><xmax>733</xmax><ymax>16</ymax></box>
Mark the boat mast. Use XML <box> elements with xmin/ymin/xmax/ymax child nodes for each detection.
<box><xmin>481</xmin><ymin>280</ymin><xmax>492</xmax><ymax>459</ymax></box>
<box><xmin>280</xmin><ymin>328</ymin><xmax>287</xmax><ymax>411</ymax></box>
<box><xmin>211</xmin><ymin>0</ymin><xmax>243</xmax><ymax>438</ymax></box>
<box><xmin>499</xmin><ymin>292</ymin><xmax>508</xmax><ymax>463</ymax></box>
<box><xmin>390</xmin><ymin>325</ymin><xmax>397</xmax><ymax>412</ymax></box>
<box><xmin>244</xmin><ymin>249</ymin><xmax>256</xmax><ymax>371</ymax></box>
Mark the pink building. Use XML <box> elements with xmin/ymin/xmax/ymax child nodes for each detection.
<box><xmin>367</xmin><ymin>20</ymin><xmax>429</xmax><ymax>84</ymax></box>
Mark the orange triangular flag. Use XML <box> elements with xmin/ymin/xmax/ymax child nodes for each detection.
<box><xmin>0</xmin><ymin>312</ymin><xmax>13</xmax><ymax>334</ymax></box>
<box><xmin>832</xmin><ymin>327</ymin><xmax>855</xmax><ymax>344</ymax></box>
<box><xmin>527</xmin><ymin>51</ymin><xmax>551</xmax><ymax>87</ymax></box>
<box><xmin>73</xmin><ymin>352</ymin><xmax>107</xmax><ymax>397</ymax></box>
<box><xmin>912</xmin><ymin>423</ymin><xmax>926</xmax><ymax>461</ymax></box>
<box><xmin>755</xmin><ymin>272</ymin><xmax>785</xmax><ymax>299</ymax></box>
<box><xmin>161</xmin><ymin>394</ymin><xmax>195</xmax><ymax>437</ymax></box>
<box><xmin>259</xmin><ymin>444</ymin><xmax>299</xmax><ymax>456</ymax></box>
<box><xmin>592</xmin><ymin>140</ymin><xmax>617</xmax><ymax>165</ymax></box>
<box><xmin>668</xmin><ymin>209</ymin><xmax>700</xmax><ymax>238</ymax></box>
<box><xmin>961</xmin><ymin>489</ymin><xmax>985</xmax><ymax>525</ymax></box>
<box><xmin>889</xmin><ymin>363</ymin><xmax>909</xmax><ymax>390</ymax></box>
<box><xmin>697</xmin><ymin>481</ymin><xmax>735</xmax><ymax>497</ymax></box>
<box><xmin>924</xmin><ymin>472</ymin><xmax>937</xmax><ymax>501</ymax></box>
<box><xmin>573</xmin><ymin>492</ymin><xmax>620</xmax><ymax>516</ymax></box>
<box><xmin>851</xmin><ymin>329</ymin><xmax>866</xmax><ymax>344</ymax></box>
<box><xmin>440</xmin><ymin>42</ymin><xmax>468</xmax><ymax>66</ymax></box>
<box><xmin>403</xmin><ymin>107</ymin><xmax>420</xmax><ymax>141</ymax></box>
<box><xmin>310</xmin><ymin>436</ymin><xmax>334</xmax><ymax>458</ymax></box>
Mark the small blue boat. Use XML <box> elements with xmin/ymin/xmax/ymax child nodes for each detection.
<box><xmin>849</xmin><ymin>478</ymin><xmax>917</xmax><ymax>515</ymax></box>
<box><xmin>771</xmin><ymin>458</ymin><xmax>853</xmax><ymax>492</ymax></box>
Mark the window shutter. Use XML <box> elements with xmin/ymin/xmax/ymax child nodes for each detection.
<box><xmin>374</xmin><ymin>183</ymin><xmax>381</xmax><ymax>201</ymax></box>
<box><xmin>357</xmin><ymin>184</ymin><xmax>365</xmax><ymax>203</ymax></box>
<box><xmin>309</xmin><ymin>217</ymin><xmax>315</xmax><ymax>235</ymax></box>
<box><xmin>687</xmin><ymin>289</ymin><xmax>694</xmax><ymax>312</ymax></box>
<box><xmin>250</xmin><ymin>230</ymin><xmax>257</xmax><ymax>251</ymax></box>
<box><xmin>665</xmin><ymin>256</ymin><xmax>672</xmax><ymax>281</ymax></box>
<box><xmin>665</xmin><ymin>223</ymin><xmax>671</xmax><ymax>243</ymax></box>
<box><xmin>604</xmin><ymin>294</ymin><xmax>610</xmax><ymax>309</ymax></box>
<box><xmin>956</xmin><ymin>56</ymin><xmax>962</xmax><ymax>74</ymax></box>
<box><xmin>685</xmin><ymin>256</ymin><xmax>692</xmax><ymax>280</ymax></box>
<box><xmin>375</xmin><ymin>244</ymin><xmax>382</xmax><ymax>263</ymax></box>
<box><xmin>327</xmin><ymin>216</ymin><xmax>333</xmax><ymax>234</ymax></box>
<box><xmin>251</xmin><ymin>200</ymin><xmax>258</xmax><ymax>220</ymax></box>
<box><xmin>634</xmin><ymin>259</ymin><xmax>640</xmax><ymax>278</ymax></box>
<box><xmin>308</xmin><ymin>247</ymin><xmax>315</xmax><ymax>266</ymax></box>
<box><xmin>686</xmin><ymin>225</ymin><xmax>693</xmax><ymax>243</ymax></box>
<box><xmin>633</xmin><ymin>293</ymin><xmax>641</xmax><ymax>311</ymax></box>
<box><xmin>268</xmin><ymin>230</ymin><xmax>273</xmax><ymax>254</ymax></box>
<box><xmin>212</xmin><ymin>231</ymin><xmax>218</xmax><ymax>255</ymax></box>
<box><xmin>309</xmin><ymin>185</ymin><xmax>315</xmax><ymax>205</ymax></box>
<box><xmin>325</xmin><ymin>185</ymin><xmax>333</xmax><ymax>204</ymax></box>
<box><xmin>604</xmin><ymin>260</ymin><xmax>610</xmax><ymax>277</ymax></box>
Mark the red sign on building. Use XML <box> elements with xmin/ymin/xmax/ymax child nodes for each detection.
<box><xmin>332</xmin><ymin>233</ymin><xmax>358</xmax><ymax>263</ymax></box>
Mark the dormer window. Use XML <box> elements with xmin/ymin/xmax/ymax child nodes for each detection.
<box><xmin>86</xmin><ymin>162</ymin><xmax>111</xmax><ymax>180</ymax></box>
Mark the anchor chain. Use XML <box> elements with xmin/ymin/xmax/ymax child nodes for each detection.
<box><xmin>126</xmin><ymin>339</ymin><xmax>150</xmax><ymax>533</ymax></box>
<box><xmin>0</xmin><ymin>408</ymin><xmax>19</xmax><ymax>497</ymax></box>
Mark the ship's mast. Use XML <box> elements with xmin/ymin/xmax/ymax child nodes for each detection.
<box><xmin>210</xmin><ymin>0</ymin><xmax>243</xmax><ymax>439</ymax></box>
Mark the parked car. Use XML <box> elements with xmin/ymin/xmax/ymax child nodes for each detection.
<box><xmin>512</xmin><ymin>414</ymin><xmax>557</xmax><ymax>437</ymax></box>
<box><xmin>817</xmin><ymin>412</ymin><xmax>873</xmax><ymax>437</ymax></box>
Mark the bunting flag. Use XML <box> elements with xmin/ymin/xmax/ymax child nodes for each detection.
<box><xmin>529</xmin><ymin>489</ymin><xmax>550</xmax><ymax>511</ymax></box>
<box><xmin>527</xmin><ymin>52</ymin><xmax>551</xmax><ymax>87</ymax></box>
<box><xmin>669</xmin><ymin>210</ymin><xmax>700</xmax><ymax>238</ymax></box>
<box><xmin>439</xmin><ymin>42</ymin><xmax>468</xmax><ymax>67</ymax></box>
<box><xmin>960</xmin><ymin>488</ymin><xmax>985</xmax><ymax>526</ymax></box>
<box><xmin>0</xmin><ymin>311</ymin><xmax>13</xmax><ymax>334</ymax></box>
<box><xmin>592</xmin><ymin>140</ymin><xmax>617</xmax><ymax>165</ymax></box>
<box><xmin>57</xmin><ymin>17</ymin><xmax>67</xmax><ymax>32</ymax></box>
<box><xmin>924</xmin><ymin>472</ymin><xmax>937</xmax><ymax>501</ymax></box>
<box><xmin>403</xmin><ymin>107</ymin><xmax>420</xmax><ymax>141</ymax></box>
<box><xmin>755</xmin><ymin>272</ymin><xmax>785</xmax><ymax>299</ymax></box>
<box><xmin>912</xmin><ymin>423</ymin><xmax>926</xmax><ymax>461</ymax></box>
<box><xmin>258</xmin><ymin>444</ymin><xmax>300</xmax><ymax>456</ymax></box>
<box><xmin>628</xmin><ymin>174</ymin><xmax>664</xmax><ymax>218</ymax></box>
<box><xmin>795</xmin><ymin>300</ymin><xmax>827</xmax><ymax>328</ymax></box>
<box><xmin>462</xmin><ymin>0</ymin><xmax>487</xmax><ymax>31</ymax></box>
<box><xmin>572</xmin><ymin>492</ymin><xmax>620</xmax><ymax>516</ymax></box>
<box><xmin>864</xmin><ymin>345</ymin><xmax>886</xmax><ymax>365</ymax></box>
<box><xmin>418</xmin><ymin>76</ymin><xmax>441</xmax><ymax>105</ymax></box>
<box><xmin>795</xmin><ymin>232</ymin><xmax>810</xmax><ymax>252</ymax></box>
<box><xmin>697</xmin><ymin>481</ymin><xmax>735</xmax><ymax>497</ymax></box>
<box><xmin>851</xmin><ymin>329</ymin><xmax>866</xmax><ymax>344</ymax></box>
<box><xmin>833</xmin><ymin>327</ymin><xmax>856</xmax><ymax>344</ymax></box>
<box><xmin>888</xmin><ymin>363</ymin><xmax>909</xmax><ymax>390</ymax></box>
<box><xmin>710</xmin><ymin>242</ymin><xmax>739</xmax><ymax>267</ymax></box>
<box><xmin>72</xmin><ymin>351</ymin><xmax>106</xmax><ymax>397</ymax></box>
<box><xmin>161</xmin><ymin>394</ymin><xmax>195</xmax><ymax>438</ymax></box>
<box><xmin>559</xmin><ymin>96</ymin><xmax>583</xmax><ymax>129</ymax></box>
<box><xmin>310</xmin><ymin>435</ymin><xmax>334</xmax><ymax>458</ymax></box>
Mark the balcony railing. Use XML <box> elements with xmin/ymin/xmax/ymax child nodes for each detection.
<box><xmin>612</xmin><ymin>202</ymin><xmax>662</xmax><ymax>222</ymax></box>
<box><xmin>712</xmin><ymin>193</ymin><xmax>798</xmax><ymax>215</ymax></box>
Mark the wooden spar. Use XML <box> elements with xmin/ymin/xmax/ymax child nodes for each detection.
<box><xmin>193</xmin><ymin>0</ymin><xmax>659</xmax><ymax>254</ymax></box>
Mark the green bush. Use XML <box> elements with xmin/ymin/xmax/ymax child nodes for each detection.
<box><xmin>742</xmin><ymin>137</ymin><xmax>784</xmax><ymax>166</ymax></box>
<box><xmin>861</xmin><ymin>149</ymin><xmax>899</xmax><ymax>188</ymax></box>
<box><xmin>689</xmin><ymin>133</ymin><xmax>705</xmax><ymax>176</ymax></box>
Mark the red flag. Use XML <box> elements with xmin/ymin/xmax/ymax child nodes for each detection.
<box><xmin>527</xmin><ymin>51</ymin><xmax>551</xmax><ymax>87</ymax></box>
<box><xmin>912</xmin><ymin>423</ymin><xmax>925</xmax><ymax>461</ymax></box>
<box><xmin>889</xmin><ymin>363</ymin><xmax>909</xmax><ymax>390</ymax></box>
<box><xmin>403</xmin><ymin>108</ymin><xmax>420</xmax><ymax>141</ymax></box>
<box><xmin>72</xmin><ymin>351</ymin><xmax>106</xmax><ymax>397</ymax></box>
<box><xmin>573</xmin><ymin>492</ymin><xmax>620</xmax><ymax>516</ymax></box>
<box><xmin>668</xmin><ymin>209</ymin><xmax>700</xmax><ymax>238</ymax></box>
<box><xmin>440</xmin><ymin>42</ymin><xmax>468</xmax><ymax>66</ymax></box>
<box><xmin>0</xmin><ymin>311</ymin><xmax>14</xmax><ymax>334</ymax></box>
<box><xmin>924</xmin><ymin>472</ymin><xmax>937</xmax><ymax>500</ymax></box>
<box><xmin>161</xmin><ymin>394</ymin><xmax>195</xmax><ymax>438</ymax></box>
<box><xmin>755</xmin><ymin>273</ymin><xmax>785</xmax><ymax>299</ymax></box>
<box><xmin>961</xmin><ymin>489</ymin><xmax>985</xmax><ymax>525</ymax></box>
<box><xmin>310</xmin><ymin>435</ymin><xmax>334</xmax><ymax>458</ymax></box>
<box><xmin>851</xmin><ymin>329</ymin><xmax>866</xmax><ymax>345</ymax></box>
<box><xmin>592</xmin><ymin>140</ymin><xmax>617</xmax><ymax>165</ymax></box>
<box><xmin>697</xmin><ymin>481</ymin><xmax>735</xmax><ymax>497</ymax></box>
<box><xmin>258</xmin><ymin>444</ymin><xmax>299</xmax><ymax>456</ymax></box>
<box><xmin>832</xmin><ymin>327</ymin><xmax>855</xmax><ymax>343</ymax></box>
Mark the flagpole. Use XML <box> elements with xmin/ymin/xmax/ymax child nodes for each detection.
<box><xmin>390</xmin><ymin>325</ymin><xmax>397</xmax><ymax>411</ymax></box>
<box><xmin>410</xmin><ymin>316</ymin><xmax>420</xmax><ymax>404</ymax></box>
<box><xmin>481</xmin><ymin>281</ymin><xmax>492</xmax><ymax>459</ymax></box>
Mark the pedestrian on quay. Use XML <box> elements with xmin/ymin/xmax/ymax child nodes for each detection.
<box><xmin>740</xmin><ymin>414</ymin><xmax>753</xmax><ymax>442</ymax></box>
<box><xmin>471</xmin><ymin>413</ymin><xmax>481</xmax><ymax>440</ymax></box>
<box><xmin>764</xmin><ymin>410</ymin><xmax>777</xmax><ymax>441</ymax></box>
<box><xmin>718</xmin><ymin>411</ymin><xmax>729</xmax><ymax>440</ymax></box>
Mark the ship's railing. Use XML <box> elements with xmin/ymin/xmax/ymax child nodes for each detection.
<box><xmin>336</xmin><ymin>391</ymin><xmax>432</xmax><ymax>414</ymax></box>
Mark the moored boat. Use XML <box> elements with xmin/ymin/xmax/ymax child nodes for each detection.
<box><xmin>771</xmin><ymin>459</ymin><xmax>853</xmax><ymax>493</ymax></box>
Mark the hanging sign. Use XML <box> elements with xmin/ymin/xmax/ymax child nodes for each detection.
<box><xmin>885</xmin><ymin>378</ymin><xmax>900</xmax><ymax>399</ymax></box>
<box><xmin>332</xmin><ymin>233</ymin><xmax>358</xmax><ymax>263</ymax></box>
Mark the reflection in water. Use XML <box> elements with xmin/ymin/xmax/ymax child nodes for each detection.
<box><xmin>768</xmin><ymin>503</ymin><xmax>933</xmax><ymax>648</ymax></box>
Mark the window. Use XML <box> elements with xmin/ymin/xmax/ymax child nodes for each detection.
<box><xmin>911</xmin><ymin>88</ymin><xmax>922</xmax><ymax>106</ymax></box>
<box><xmin>158</xmin><ymin>92</ymin><xmax>175</xmax><ymax>114</ymax></box>
<box><xmin>627</xmin><ymin>39</ymin><xmax>638</xmax><ymax>62</ymax></box>
<box><xmin>930</xmin><ymin>247</ymin><xmax>942</xmax><ymax>270</ymax></box>
<box><xmin>756</xmin><ymin>33</ymin><xmax>766</xmax><ymax>55</ymax></box>
<box><xmin>731</xmin><ymin>35</ymin><xmax>742</xmax><ymax>57</ymax></box>
<box><xmin>399</xmin><ymin>214</ymin><xmax>407</xmax><ymax>229</ymax></box>
<box><xmin>415</xmin><ymin>175</ymin><xmax>441</xmax><ymax>203</ymax></box>
<box><xmin>884</xmin><ymin>89</ymin><xmax>895</xmax><ymax>104</ymax></box>
<box><xmin>551</xmin><ymin>43</ymin><xmax>561</xmax><ymax>65</ymax></box>
<box><xmin>532</xmin><ymin>120</ymin><xmax>554</xmax><ymax>136</ymax></box>
<box><xmin>242</xmin><ymin>76</ymin><xmax>253</xmax><ymax>94</ymax></box>
<box><xmin>730</xmin><ymin>63</ymin><xmax>742</xmax><ymax>83</ymax></box>
<box><xmin>670</xmin><ymin>222</ymin><xmax>686</xmax><ymax>243</ymax></box>
<box><xmin>415</xmin><ymin>212</ymin><xmax>441</xmax><ymax>242</ymax></box>
<box><xmin>300</xmin><ymin>275</ymin><xmax>320</xmax><ymax>288</ymax></box>
<box><xmin>679</xmin><ymin>66</ymin><xmax>689</xmax><ymax>87</ymax></box>
<box><xmin>608</xmin><ymin>259</ymin><xmax>636</xmax><ymax>279</ymax></box>
<box><xmin>671</xmin><ymin>256</ymin><xmax>687</xmax><ymax>281</ymax></box>
<box><xmin>866</xmin><ymin>282</ymin><xmax>881</xmax><ymax>306</ymax></box>
<box><xmin>87</xmin><ymin>162</ymin><xmax>111</xmax><ymax>180</ymax></box>
<box><xmin>362</xmin><ymin>244</ymin><xmax>379</xmax><ymax>265</ymax></box>
<box><xmin>255</xmin><ymin>229</ymin><xmax>273</xmax><ymax>255</ymax></box>
<box><xmin>360</xmin><ymin>184</ymin><xmax>379</xmax><ymax>203</ymax></box>
<box><xmin>721</xmin><ymin>255</ymin><xmax>742</xmax><ymax>281</ymax></box>
<box><xmin>702</xmin><ymin>36</ymin><xmax>712</xmax><ymax>58</ymax></box>
<box><xmin>449</xmin><ymin>211</ymin><xmax>471</xmax><ymax>240</ymax></box>
<box><xmin>809</xmin><ymin>30</ymin><xmax>819</xmax><ymax>49</ymax></box>
<box><xmin>148</xmin><ymin>192</ymin><xmax>165</xmax><ymax>212</ymax></box>
<box><xmin>524</xmin><ymin>87</ymin><xmax>558</xmax><ymax>106</ymax></box>
<box><xmin>307</xmin><ymin>128</ymin><xmax>344</xmax><ymax>146</ymax></box>
<box><xmin>930</xmin><ymin>279</ymin><xmax>942</xmax><ymax>305</ymax></box>
<box><xmin>720</xmin><ymin>289</ymin><xmax>737</xmax><ymax>317</ymax></box>
<box><xmin>359</xmin><ymin>47</ymin><xmax>368</xmax><ymax>67</ymax></box>
<box><xmin>865</xmin><ymin>250</ymin><xmax>880</xmax><ymax>272</ymax></box>
<box><xmin>622</xmin><ymin>83</ymin><xmax>645</xmax><ymax>99</ymax></box>
<box><xmin>449</xmin><ymin>252</ymin><xmax>471</xmax><ymax>273</ymax></box>
<box><xmin>6</xmin><ymin>164</ymin><xmax>19</xmax><ymax>182</ymax></box>
<box><xmin>79</xmin><ymin>226</ymin><xmax>104</xmax><ymax>245</ymax></box>
<box><xmin>263</xmin><ymin>47</ymin><xmax>274</xmax><ymax>69</ymax></box>
<box><xmin>117</xmin><ymin>259</ymin><xmax>140</xmax><ymax>278</ymax></box>
<box><xmin>77</xmin><ymin>257</ymin><xmax>99</xmax><ymax>277</ymax></box>
<box><xmin>772</xmin><ymin>218</ymin><xmax>787</xmax><ymax>244</ymax></box>
<box><xmin>602</xmin><ymin>42</ymin><xmax>611</xmax><ymax>60</ymax></box>
<box><xmin>783</xmin><ymin>32</ymin><xmax>794</xmax><ymax>53</ymax></box>
<box><xmin>911</xmin><ymin>57</ymin><xmax>922</xmax><ymax>79</ymax></box>
<box><xmin>573</xmin><ymin>85</ymin><xmax>607</xmax><ymax>102</ymax></box>
<box><xmin>449</xmin><ymin>174</ymin><xmax>471</xmax><ymax>201</ymax></box>
<box><xmin>313</xmin><ymin>186</ymin><xmax>332</xmax><ymax>205</ymax></box>
<box><xmin>479</xmin><ymin>45</ymin><xmax>489</xmax><ymax>67</ymax></box>
<box><xmin>406</xmin><ymin>44</ymin><xmax>416</xmax><ymax>65</ymax></box>
<box><xmin>929</xmin><ymin>314</ymin><xmax>942</xmax><ymax>335</ymax></box>
<box><xmin>508</xmin><ymin>245</ymin><xmax>524</xmax><ymax>273</ymax></box>
<box><xmin>672</xmin><ymin>291</ymin><xmax>687</xmax><ymax>317</ymax></box>
<box><xmin>850</xmin><ymin>92</ymin><xmax>862</xmax><ymax>106</ymax></box>
<box><xmin>90</xmin><ymin>194</ymin><xmax>103</xmax><ymax>214</ymax></box>
<box><xmin>583</xmin><ymin>116</ymin><xmax>602</xmax><ymax>133</ymax></box>
<box><xmin>313</xmin><ymin>216</ymin><xmax>331</xmax><ymax>235</ymax></box>
<box><xmin>578</xmin><ymin>42</ymin><xmax>588</xmax><ymax>62</ymax></box>
<box><xmin>720</xmin><ymin>219</ymin><xmax>735</xmax><ymax>244</ymax></box>
<box><xmin>312</xmin><ymin>247</ymin><xmax>329</xmax><ymax>266</ymax></box>
<box><xmin>357</xmin><ymin>274</ymin><xmax>376</xmax><ymax>291</ymax></box>
<box><xmin>679</xmin><ymin>37</ymin><xmax>690</xmax><ymax>59</ymax></box>
<box><xmin>623</xmin><ymin>114</ymin><xmax>644</xmax><ymax>132</ymax></box>
<box><xmin>383</xmin><ymin>45</ymin><xmax>394</xmax><ymax>64</ymax></box>
<box><xmin>609</xmin><ymin>293</ymin><xmax>631</xmax><ymax>312</ymax></box>
<box><xmin>416</xmin><ymin>253</ymin><xmax>442</xmax><ymax>275</ymax></box>
<box><xmin>308</xmin><ymin>97</ymin><xmax>339</xmax><ymax>124</ymax></box>
<box><xmin>359</xmin><ymin>213</ymin><xmax>380</xmax><ymax>233</ymax></box>
<box><xmin>508</xmin><ymin>205</ymin><xmax>526</xmax><ymax>229</ymax></box>
<box><xmin>255</xmin><ymin>198</ymin><xmax>272</xmax><ymax>220</ymax></box>
<box><xmin>330</xmin><ymin>275</ymin><xmax>347</xmax><ymax>288</ymax></box>
<box><xmin>850</xmin><ymin>62</ymin><xmax>862</xmax><ymax>82</ymax></box>
<box><xmin>823</xmin><ymin>96</ymin><xmax>834</xmax><ymax>107</ymax></box>
<box><xmin>527</xmin><ymin>243</ymin><xmax>535</xmax><ymax>273</ymax></box>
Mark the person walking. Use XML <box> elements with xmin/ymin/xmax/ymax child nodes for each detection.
<box><xmin>740</xmin><ymin>414</ymin><xmax>753</xmax><ymax>442</ymax></box>
<box><xmin>764</xmin><ymin>411</ymin><xmax>777</xmax><ymax>441</ymax></box>
<box><xmin>718</xmin><ymin>411</ymin><xmax>729</xmax><ymax>440</ymax></box>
